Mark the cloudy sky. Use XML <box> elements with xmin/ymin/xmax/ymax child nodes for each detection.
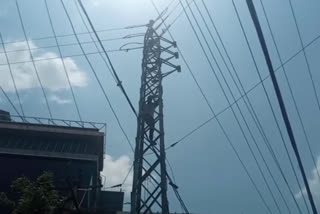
<box><xmin>1</xmin><ymin>0</ymin><xmax>320</xmax><ymax>213</ymax></box>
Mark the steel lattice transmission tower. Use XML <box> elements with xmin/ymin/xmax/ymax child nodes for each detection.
<box><xmin>131</xmin><ymin>20</ymin><xmax>180</xmax><ymax>214</ymax></box>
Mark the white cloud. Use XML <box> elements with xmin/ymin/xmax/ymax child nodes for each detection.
<box><xmin>49</xmin><ymin>94</ymin><xmax>72</xmax><ymax>105</ymax></box>
<box><xmin>295</xmin><ymin>157</ymin><xmax>320</xmax><ymax>200</ymax></box>
<box><xmin>0</xmin><ymin>41</ymin><xmax>87</xmax><ymax>92</ymax></box>
<box><xmin>101</xmin><ymin>154</ymin><xmax>133</xmax><ymax>194</ymax></box>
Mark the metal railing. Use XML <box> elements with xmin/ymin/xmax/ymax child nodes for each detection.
<box><xmin>1</xmin><ymin>115</ymin><xmax>106</xmax><ymax>130</ymax></box>
<box><xmin>0</xmin><ymin>114</ymin><xmax>107</xmax><ymax>154</ymax></box>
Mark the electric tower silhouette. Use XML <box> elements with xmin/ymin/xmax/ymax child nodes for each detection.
<box><xmin>131</xmin><ymin>20</ymin><xmax>180</xmax><ymax>214</ymax></box>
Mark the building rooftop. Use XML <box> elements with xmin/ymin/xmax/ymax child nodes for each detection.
<box><xmin>0</xmin><ymin>114</ymin><xmax>106</xmax><ymax>170</ymax></box>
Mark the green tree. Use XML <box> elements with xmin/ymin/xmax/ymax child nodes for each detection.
<box><xmin>0</xmin><ymin>172</ymin><xmax>64</xmax><ymax>214</ymax></box>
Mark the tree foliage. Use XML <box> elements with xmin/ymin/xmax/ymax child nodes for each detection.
<box><xmin>0</xmin><ymin>172</ymin><xmax>64</xmax><ymax>214</ymax></box>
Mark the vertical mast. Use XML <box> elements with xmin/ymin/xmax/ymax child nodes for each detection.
<box><xmin>131</xmin><ymin>20</ymin><xmax>180</xmax><ymax>214</ymax></box>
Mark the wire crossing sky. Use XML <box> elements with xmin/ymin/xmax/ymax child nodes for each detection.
<box><xmin>1</xmin><ymin>0</ymin><xmax>320</xmax><ymax>213</ymax></box>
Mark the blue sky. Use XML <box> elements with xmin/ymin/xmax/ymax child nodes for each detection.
<box><xmin>1</xmin><ymin>0</ymin><xmax>320</xmax><ymax>213</ymax></box>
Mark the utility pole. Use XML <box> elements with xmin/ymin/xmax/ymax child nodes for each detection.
<box><xmin>131</xmin><ymin>20</ymin><xmax>180</xmax><ymax>214</ymax></box>
<box><xmin>246</xmin><ymin>0</ymin><xmax>318</xmax><ymax>213</ymax></box>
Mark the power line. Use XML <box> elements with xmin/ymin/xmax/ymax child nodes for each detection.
<box><xmin>147</xmin><ymin>135</ymin><xmax>190</xmax><ymax>213</ymax></box>
<box><xmin>155</xmin><ymin>0</ymin><xmax>177</xmax><ymax>22</ymax></box>
<box><xmin>166</xmin><ymin>28</ymin><xmax>320</xmax><ymax>151</ymax></box>
<box><xmin>202</xmin><ymin>0</ymin><xmax>302</xmax><ymax>212</ymax></box>
<box><xmin>121</xmin><ymin>163</ymin><xmax>133</xmax><ymax>186</ymax></box>
<box><xmin>0</xmin><ymin>24</ymin><xmax>147</xmax><ymax>47</ymax></box>
<box><xmin>0</xmin><ymin>33</ymin><xmax>25</xmax><ymax>118</ymax></box>
<box><xmin>168</xmin><ymin>176</ymin><xmax>190</xmax><ymax>214</ymax></box>
<box><xmin>0</xmin><ymin>34</ymin><xmax>144</xmax><ymax>55</ymax></box>
<box><xmin>44</xmin><ymin>0</ymin><xmax>83</xmax><ymax>123</ymax></box>
<box><xmin>0</xmin><ymin>0</ymin><xmax>192</xmax><ymax>58</ymax></box>
<box><xmin>158</xmin><ymin>1</ymin><xmax>320</xmax><ymax>210</ymax></box>
<box><xmin>166</xmin><ymin>159</ymin><xmax>177</xmax><ymax>184</ymax></box>
<box><xmin>288</xmin><ymin>0</ymin><xmax>320</xmax><ymax>115</ymax></box>
<box><xmin>181</xmin><ymin>0</ymin><xmax>282</xmax><ymax>212</ymax></box>
<box><xmin>259</xmin><ymin>0</ymin><xmax>320</xmax><ymax>201</ymax></box>
<box><xmin>15</xmin><ymin>0</ymin><xmax>53</xmax><ymax>119</ymax></box>
<box><xmin>165</xmin><ymin>158</ymin><xmax>190</xmax><ymax>213</ymax></box>
<box><xmin>161</xmin><ymin>0</ymin><xmax>197</xmax><ymax>32</ymax></box>
<box><xmin>233</xmin><ymin>1</ymin><xmax>311</xmax><ymax>213</ymax></box>
<box><xmin>159</xmin><ymin>0</ymin><xmax>298</xmax><ymax>212</ymax></box>
<box><xmin>153</xmin><ymin>0</ymin><xmax>273</xmax><ymax>212</ymax></box>
<box><xmin>77</xmin><ymin>0</ymin><xmax>138</xmax><ymax>117</ymax></box>
<box><xmin>165</xmin><ymin>0</ymin><xmax>178</xmax><ymax>11</ymax></box>
<box><xmin>194</xmin><ymin>1</ymin><xmax>296</xmax><ymax>212</ymax></box>
<box><xmin>199</xmin><ymin>0</ymin><xmax>305</xmax><ymax>212</ymax></box>
<box><xmin>193</xmin><ymin>1</ymin><xmax>294</xmax><ymax>213</ymax></box>
<box><xmin>160</xmin><ymin>0</ymin><xmax>320</xmax><ymax>211</ymax></box>
<box><xmin>0</xmin><ymin>86</ymin><xmax>22</xmax><ymax>118</ymax></box>
<box><xmin>287</xmin><ymin>0</ymin><xmax>320</xmax><ymax>179</ymax></box>
<box><xmin>149</xmin><ymin>1</ymin><xmax>198</xmax><ymax>213</ymax></box>
<box><xmin>245</xmin><ymin>1</ymin><xmax>318</xmax><ymax>213</ymax></box>
<box><xmin>117</xmin><ymin>0</ymin><xmax>186</xmax><ymax>198</ymax></box>
<box><xmin>73</xmin><ymin>0</ymin><xmax>117</xmax><ymax>83</ymax></box>
<box><xmin>0</xmin><ymin>1</ymin><xmax>196</xmax><ymax>56</ymax></box>
<box><xmin>0</xmin><ymin>46</ymin><xmax>143</xmax><ymax>66</ymax></box>
<box><xmin>60</xmin><ymin>0</ymin><xmax>134</xmax><ymax>151</ymax></box>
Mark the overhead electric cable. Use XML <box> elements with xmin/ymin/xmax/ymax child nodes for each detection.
<box><xmin>60</xmin><ymin>0</ymin><xmax>134</xmax><ymax>151</ymax></box>
<box><xmin>152</xmin><ymin>0</ymin><xmax>273</xmax><ymax>213</ymax></box>
<box><xmin>77</xmin><ymin>0</ymin><xmax>138</xmax><ymax>117</ymax></box>
<box><xmin>260</xmin><ymin>0</ymin><xmax>320</xmax><ymax>196</ymax></box>
<box><xmin>166</xmin><ymin>159</ymin><xmax>177</xmax><ymax>184</ymax></box>
<box><xmin>200</xmin><ymin>0</ymin><xmax>302</xmax><ymax>212</ymax></box>
<box><xmin>166</xmin><ymin>29</ymin><xmax>320</xmax><ymax>150</ymax></box>
<box><xmin>165</xmin><ymin>27</ymin><xmax>320</xmax><ymax>152</ymax></box>
<box><xmin>181</xmin><ymin>0</ymin><xmax>282</xmax><ymax>212</ymax></box>
<box><xmin>0</xmin><ymin>34</ymin><xmax>144</xmax><ymax>55</ymax></box>
<box><xmin>73</xmin><ymin>0</ymin><xmax>117</xmax><ymax>83</ymax></box>
<box><xmin>165</xmin><ymin>158</ymin><xmax>189</xmax><ymax>213</ymax></box>
<box><xmin>0</xmin><ymin>46</ymin><xmax>144</xmax><ymax>67</ymax></box>
<box><xmin>147</xmin><ymin>141</ymin><xmax>190</xmax><ymax>213</ymax></box>
<box><xmin>169</xmin><ymin>178</ymin><xmax>190</xmax><ymax>214</ymax></box>
<box><xmin>15</xmin><ymin>0</ymin><xmax>53</xmax><ymax>119</ymax></box>
<box><xmin>0</xmin><ymin>24</ymin><xmax>146</xmax><ymax>46</ymax></box>
<box><xmin>0</xmin><ymin>33</ymin><xmax>25</xmax><ymax>118</ymax></box>
<box><xmin>121</xmin><ymin>163</ymin><xmax>133</xmax><ymax>186</ymax></box>
<box><xmin>0</xmin><ymin>86</ymin><xmax>22</xmax><ymax>118</ymax></box>
<box><xmin>288</xmin><ymin>0</ymin><xmax>320</xmax><ymax>115</ymax></box>
<box><xmin>193</xmin><ymin>1</ymin><xmax>295</xmax><ymax>212</ymax></box>
<box><xmin>165</xmin><ymin>0</ymin><xmax>178</xmax><ymax>10</ymax></box>
<box><xmin>245</xmin><ymin>0</ymin><xmax>318</xmax><ymax>213</ymax></box>
<box><xmin>161</xmin><ymin>0</ymin><xmax>197</xmax><ymax>32</ymax></box>
<box><xmin>232</xmin><ymin>1</ymin><xmax>311</xmax><ymax>213</ymax></box>
<box><xmin>116</xmin><ymin>0</ymin><xmax>191</xmax><ymax>197</ymax></box>
<box><xmin>44</xmin><ymin>0</ymin><xmax>83</xmax><ymax>123</ymax></box>
<box><xmin>287</xmin><ymin>0</ymin><xmax>320</xmax><ymax>179</ymax></box>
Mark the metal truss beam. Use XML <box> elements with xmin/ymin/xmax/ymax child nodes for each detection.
<box><xmin>131</xmin><ymin>20</ymin><xmax>179</xmax><ymax>214</ymax></box>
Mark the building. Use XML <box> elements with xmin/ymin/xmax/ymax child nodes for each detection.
<box><xmin>0</xmin><ymin>111</ymin><xmax>123</xmax><ymax>214</ymax></box>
